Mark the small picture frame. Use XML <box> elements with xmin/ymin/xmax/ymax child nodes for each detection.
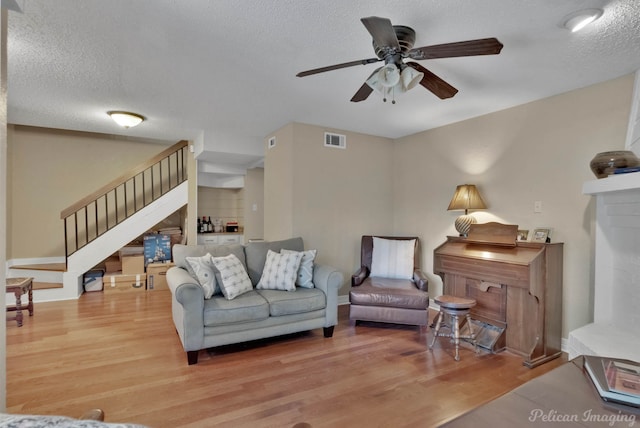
<box><xmin>532</xmin><ymin>228</ymin><xmax>551</xmax><ymax>243</ymax></box>
<box><xmin>517</xmin><ymin>230</ymin><xmax>529</xmax><ymax>242</ymax></box>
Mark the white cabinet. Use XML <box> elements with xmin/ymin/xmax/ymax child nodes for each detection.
<box><xmin>197</xmin><ymin>234</ymin><xmax>243</xmax><ymax>245</ymax></box>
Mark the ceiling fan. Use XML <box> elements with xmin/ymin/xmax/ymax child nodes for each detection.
<box><xmin>296</xmin><ymin>16</ymin><xmax>503</xmax><ymax>103</ymax></box>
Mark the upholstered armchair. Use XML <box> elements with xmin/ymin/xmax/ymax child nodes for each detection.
<box><xmin>349</xmin><ymin>235</ymin><xmax>430</xmax><ymax>326</ymax></box>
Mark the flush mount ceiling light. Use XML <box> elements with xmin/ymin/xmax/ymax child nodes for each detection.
<box><xmin>107</xmin><ymin>111</ymin><xmax>145</xmax><ymax>128</ymax></box>
<box><xmin>562</xmin><ymin>8</ymin><xmax>604</xmax><ymax>32</ymax></box>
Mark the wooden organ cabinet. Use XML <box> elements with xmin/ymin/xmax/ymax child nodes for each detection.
<box><xmin>433</xmin><ymin>225</ymin><xmax>563</xmax><ymax>368</ymax></box>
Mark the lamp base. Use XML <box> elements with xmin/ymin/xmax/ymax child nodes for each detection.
<box><xmin>455</xmin><ymin>214</ymin><xmax>477</xmax><ymax>237</ymax></box>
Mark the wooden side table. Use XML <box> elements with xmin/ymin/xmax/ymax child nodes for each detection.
<box><xmin>6</xmin><ymin>277</ymin><xmax>34</xmax><ymax>327</ymax></box>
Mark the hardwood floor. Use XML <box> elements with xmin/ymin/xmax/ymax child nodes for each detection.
<box><xmin>6</xmin><ymin>290</ymin><xmax>566</xmax><ymax>427</ymax></box>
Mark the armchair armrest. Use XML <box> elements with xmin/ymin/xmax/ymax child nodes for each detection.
<box><xmin>351</xmin><ymin>266</ymin><xmax>368</xmax><ymax>286</ymax></box>
<box><xmin>413</xmin><ymin>269</ymin><xmax>428</xmax><ymax>292</ymax></box>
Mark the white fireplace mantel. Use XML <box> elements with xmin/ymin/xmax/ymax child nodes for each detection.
<box><xmin>568</xmin><ymin>172</ymin><xmax>640</xmax><ymax>360</ymax></box>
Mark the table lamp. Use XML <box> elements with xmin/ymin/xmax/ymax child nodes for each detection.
<box><xmin>447</xmin><ymin>184</ymin><xmax>487</xmax><ymax>236</ymax></box>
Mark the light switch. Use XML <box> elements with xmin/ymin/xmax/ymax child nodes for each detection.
<box><xmin>252</xmin><ymin>203</ymin><xmax>258</xmax><ymax>212</ymax></box>
<box><xmin>534</xmin><ymin>201</ymin><xmax>542</xmax><ymax>213</ymax></box>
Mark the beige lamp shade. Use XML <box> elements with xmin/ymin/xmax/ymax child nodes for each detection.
<box><xmin>447</xmin><ymin>184</ymin><xmax>487</xmax><ymax>236</ymax></box>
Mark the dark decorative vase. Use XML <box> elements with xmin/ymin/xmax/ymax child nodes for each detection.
<box><xmin>589</xmin><ymin>150</ymin><xmax>640</xmax><ymax>179</ymax></box>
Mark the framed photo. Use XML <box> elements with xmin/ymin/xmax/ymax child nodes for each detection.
<box><xmin>517</xmin><ymin>230</ymin><xmax>529</xmax><ymax>242</ymax></box>
<box><xmin>532</xmin><ymin>228</ymin><xmax>551</xmax><ymax>243</ymax></box>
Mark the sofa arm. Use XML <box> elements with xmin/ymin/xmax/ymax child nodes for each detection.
<box><xmin>166</xmin><ymin>267</ymin><xmax>205</xmax><ymax>352</ymax></box>
<box><xmin>351</xmin><ymin>266</ymin><xmax>368</xmax><ymax>287</ymax></box>
<box><xmin>312</xmin><ymin>264</ymin><xmax>344</xmax><ymax>328</ymax></box>
<box><xmin>413</xmin><ymin>269</ymin><xmax>429</xmax><ymax>292</ymax></box>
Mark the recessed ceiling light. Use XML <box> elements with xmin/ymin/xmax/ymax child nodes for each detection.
<box><xmin>107</xmin><ymin>111</ymin><xmax>145</xmax><ymax>128</ymax></box>
<box><xmin>562</xmin><ymin>8</ymin><xmax>604</xmax><ymax>32</ymax></box>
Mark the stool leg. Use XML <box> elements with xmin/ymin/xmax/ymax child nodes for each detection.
<box><xmin>452</xmin><ymin>314</ymin><xmax>461</xmax><ymax>361</ymax></box>
<box><xmin>14</xmin><ymin>289</ymin><xmax>23</xmax><ymax>327</ymax></box>
<box><xmin>466</xmin><ymin>313</ymin><xmax>478</xmax><ymax>354</ymax></box>
<box><xmin>429</xmin><ymin>311</ymin><xmax>443</xmax><ymax>350</ymax></box>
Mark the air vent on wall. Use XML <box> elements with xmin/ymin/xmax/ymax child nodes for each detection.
<box><xmin>324</xmin><ymin>132</ymin><xmax>346</xmax><ymax>149</ymax></box>
<box><xmin>268</xmin><ymin>136</ymin><xmax>276</xmax><ymax>149</ymax></box>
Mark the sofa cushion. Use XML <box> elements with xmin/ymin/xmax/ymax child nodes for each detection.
<box><xmin>173</xmin><ymin>244</ymin><xmax>246</xmax><ymax>272</ymax></box>
<box><xmin>211</xmin><ymin>254</ymin><xmax>253</xmax><ymax>300</ymax></box>
<box><xmin>281</xmin><ymin>248</ymin><xmax>316</xmax><ymax>288</ymax></box>
<box><xmin>203</xmin><ymin>290</ymin><xmax>269</xmax><ymax>326</ymax></box>
<box><xmin>370</xmin><ymin>237</ymin><xmax>416</xmax><ymax>280</ymax></box>
<box><xmin>257</xmin><ymin>288</ymin><xmax>326</xmax><ymax>316</ymax></box>
<box><xmin>244</xmin><ymin>237</ymin><xmax>304</xmax><ymax>285</ymax></box>
<box><xmin>185</xmin><ymin>253</ymin><xmax>218</xmax><ymax>298</ymax></box>
<box><xmin>349</xmin><ymin>277</ymin><xmax>429</xmax><ymax>310</ymax></box>
<box><xmin>256</xmin><ymin>249</ymin><xmax>302</xmax><ymax>291</ymax></box>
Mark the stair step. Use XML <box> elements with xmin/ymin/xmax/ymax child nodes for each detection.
<box><xmin>33</xmin><ymin>281</ymin><xmax>64</xmax><ymax>290</ymax></box>
<box><xmin>10</xmin><ymin>263</ymin><xmax>66</xmax><ymax>272</ymax></box>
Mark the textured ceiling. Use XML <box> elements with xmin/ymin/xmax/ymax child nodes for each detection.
<box><xmin>7</xmin><ymin>0</ymin><xmax>640</xmax><ymax>173</ymax></box>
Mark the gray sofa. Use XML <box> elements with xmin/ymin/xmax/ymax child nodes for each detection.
<box><xmin>167</xmin><ymin>237</ymin><xmax>344</xmax><ymax>364</ymax></box>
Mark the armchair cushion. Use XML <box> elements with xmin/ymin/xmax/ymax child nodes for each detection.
<box><xmin>350</xmin><ymin>277</ymin><xmax>430</xmax><ymax>309</ymax></box>
<box><xmin>370</xmin><ymin>237</ymin><xmax>416</xmax><ymax>279</ymax></box>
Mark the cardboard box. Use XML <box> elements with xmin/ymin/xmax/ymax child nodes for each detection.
<box><xmin>103</xmin><ymin>272</ymin><xmax>146</xmax><ymax>292</ymax></box>
<box><xmin>122</xmin><ymin>255</ymin><xmax>145</xmax><ymax>275</ymax></box>
<box><xmin>143</xmin><ymin>234</ymin><xmax>172</xmax><ymax>266</ymax></box>
<box><xmin>119</xmin><ymin>246</ymin><xmax>144</xmax><ymax>260</ymax></box>
<box><xmin>104</xmin><ymin>256</ymin><xmax>121</xmax><ymax>273</ymax></box>
<box><xmin>146</xmin><ymin>262</ymin><xmax>175</xmax><ymax>290</ymax></box>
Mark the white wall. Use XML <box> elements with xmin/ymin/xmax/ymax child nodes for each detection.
<box><xmin>1</xmin><ymin>8</ymin><xmax>7</xmax><ymax>412</ymax></box>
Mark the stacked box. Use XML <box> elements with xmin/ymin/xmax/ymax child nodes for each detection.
<box><xmin>144</xmin><ymin>234</ymin><xmax>172</xmax><ymax>266</ymax></box>
<box><xmin>103</xmin><ymin>272</ymin><xmax>146</xmax><ymax>292</ymax></box>
<box><xmin>122</xmin><ymin>255</ymin><xmax>145</xmax><ymax>275</ymax></box>
<box><xmin>146</xmin><ymin>262</ymin><xmax>175</xmax><ymax>290</ymax></box>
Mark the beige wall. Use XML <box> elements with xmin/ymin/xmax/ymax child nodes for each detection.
<box><xmin>7</xmin><ymin>125</ymin><xmax>173</xmax><ymax>259</ymax></box>
<box><xmin>243</xmin><ymin>167</ymin><xmax>264</xmax><ymax>241</ymax></box>
<box><xmin>263</xmin><ymin>74</ymin><xmax>633</xmax><ymax>339</ymax></box>
<box><xmin>393</xmin><ymin>74</ymin><xmax>634</xmax><ymax>338</ymax></box>
<box><xmin>264</xmin><ymin>124</ymin><xmax>295</xmax><ymax>240</ymax></box>
<box><xmin>197</xmin><ymin>186</ymin><xmax>244</xmax><ymax>228</ymax></box>
<box><xmin>265</xmin><ymin>122</ymin><xmax>395</xmax><ymax>292</ymax></box>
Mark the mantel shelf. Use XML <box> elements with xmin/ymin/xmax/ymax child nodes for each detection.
<box><xmin>583</xmin><ymin>171</ymin><xmax>640</xmax><ymax>195</ymax></box>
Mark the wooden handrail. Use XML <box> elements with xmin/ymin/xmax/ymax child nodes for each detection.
<box><xmin>61</xmin><ymin>140</ymin><xmax>188</xmax><ymax>219</ymax></box>
<box><xmin>60</xmin><ymin>140</ymin><xmax>189</xmax><ymax>259</ymax></box>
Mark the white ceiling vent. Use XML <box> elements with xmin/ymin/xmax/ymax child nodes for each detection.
<box><xmin>324</xmin><ymin>132</ymin><xmax>346</xmax><ymax>149</ymax></box>
<box><xmin>268</xmin><ymin>136</ymin><xmax>276</xmax><ymax>149</ymax></box>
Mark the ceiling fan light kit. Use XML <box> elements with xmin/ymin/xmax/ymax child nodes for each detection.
<box><xmin>562</xmin><ymin>8</ymin><xmax>604</xmax><ymax>32</ymax></box>
<box><xmin>108</xmin><ymin>111</ymin><xmax>145</xmax><ymax>128</ymax></box>
<box><xmin>296</xmin><ymin>16</ymin><xmax>503</xmax><ymax>103</ymax></box>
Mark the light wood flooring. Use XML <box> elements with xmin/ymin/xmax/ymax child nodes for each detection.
<box><xmin>6</xmin><ymin>289</ymin><xmax>566</xmax><ymax>427</ymax></box>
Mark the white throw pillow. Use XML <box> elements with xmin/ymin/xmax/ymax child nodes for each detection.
<box><xmin>370</xmin><ymin>237</ymin><xmax>416</xmax><ymax>280</ymax></box>
<box><xmin>281</xmin><ymin>248</ymin><xmax>317</xmax><ymax>288</ymax></box>
<box><xmin>185</xmin><ymin>253</ymin><xmax>218</xmax><ymax>299</ymax></box>
<box><xmin>256</xmin><ymin>249</ymin><xmax>303</xmax><ymax>291</ymax></box>
<box><xmin>210</xmin><ymin>254</ymin><xmax>253</xmax><ymax>300</ymax></box>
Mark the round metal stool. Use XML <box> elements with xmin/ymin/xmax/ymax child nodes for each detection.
<box><xmin>429</xmin><ymin>295</ymin><xmax>477</xmax><ymax>361</ymax></box>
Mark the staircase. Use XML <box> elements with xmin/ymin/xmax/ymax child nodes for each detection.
<box><xmin>9</xmin><ymin>140</ymin><xmax>190</xmax><ymax>302</ymax></box>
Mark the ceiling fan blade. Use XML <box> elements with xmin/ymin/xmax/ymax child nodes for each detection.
<box><xmin>296</xmin><ymin>58</ymin><xmax>381</xmax><ymax>77</ymax></box>
<box><xmin>361</xmin><ymin>16</ymin><xmax>400</xmax><ymax>50</ymax></box>
<box><xmin>408</xmin><ymin>38</ymin><xmax>503</xmax><ymax>60</ymax></box>
<box><xmin>406</xmin><ymin>62</ymin><xmax>458</xmax><ymax>99</ymax></box>
<box><xmin>350</xmin><ymin>82</ymin><xmax>374</xmax><ymax>102</ymax></box>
